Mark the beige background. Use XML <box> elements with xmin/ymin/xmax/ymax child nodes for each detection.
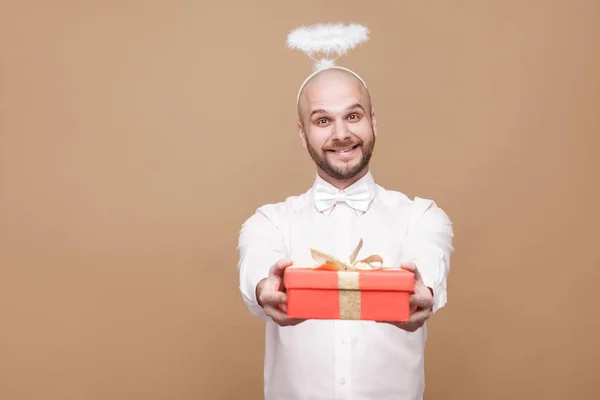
<box><xmin>1</xmin><ymin>1</ymin><xmax>599</xmax><ymax>399</ymax></box>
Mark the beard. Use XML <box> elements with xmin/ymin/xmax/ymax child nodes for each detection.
<box><xmin>306</xmin><ymin>130</ymin><xmax>376</xmax><ymax>181</ymax></box>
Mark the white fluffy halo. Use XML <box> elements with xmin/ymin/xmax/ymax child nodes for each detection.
<box><xmin>288</xmin><ymin>22</ymin><xmax>370</xmax><ymax>104</ymax></box>
<box><xmin>287</xmin><ymin>23</ymin><xmax>369</xmax><ymax>70</ymax></box>
<box><xmin>287</xmin><ymin>23</ymin><xmax>369</xmax><ymax>56</ymax></box>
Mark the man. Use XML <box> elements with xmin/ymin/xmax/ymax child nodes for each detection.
<box><xmin>237</xmin><ymin>66</ymin><xmax>454</xmax><ymax>399</ymax></box>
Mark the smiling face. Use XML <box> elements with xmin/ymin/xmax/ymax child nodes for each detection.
<box><xmin>297</xmin><ymin>68</ymin><xmax>377</xmax><ymax>188</ymax></box>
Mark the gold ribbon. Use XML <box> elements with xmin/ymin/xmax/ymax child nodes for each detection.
<box><xmin>337</xmin><ymin>270</ymin><xmax>360</xmax><ymax>289</ymax></box>
<box><xmin>310</xmin><ymin>238</ymin><xmax>383</xmax><ymax>271</ymax></box>
<box><xmin>337</xmin><ymin>271</ymin><xmax>361</xmax><ymax>319</ymax></box>
<box><xmin>309</xmin><ymin>239</ymin><xmax>383</xmax><ymax>320</ymax></box>
<box><xmin>339</xmin><ymin>290</ymin><xmax>361</xmax><ymax>319</ymax></box>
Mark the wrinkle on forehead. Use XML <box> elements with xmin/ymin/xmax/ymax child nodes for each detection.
<box><xmin>297</xmin><ymin>68</ymin><xmax>372</xmax><ymax>120</ymax></box>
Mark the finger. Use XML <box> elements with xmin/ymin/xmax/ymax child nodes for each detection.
<box><xmin>280</xmin><ymin>317</ymin><xmax>305</xmax><ymax>327</ymax></box>
<box><xmin>259</xmin><ymin>290</ymin><xmax>287</xmax><ymax>307</ymax></box>
<box><xmin>407</xmin><ymin>307</ymin><xmax>432</xmax><ymax>325</ymax></box>
<box><xmin>378</xmin><ymin>320</ymin><xmax>421</xmax><ymax>332</ymax></box>
<box><xmin>265</xmin><ymin>306</ymin><xmax>304</xmax><ymax>327</ymax></box>
<box><xmin>270</xmin><ymin>259</ymin><xmax>294</xmax><ymax>278</ymax></box>
<box><xmin>397</xmin><ymin>321</ymin><xmax>422</xmax><ymax>332</ymax></box>
<box><xmin>264</xmin><ymin>306</ymin><xmax>288</xmax><ymax>323</ymax></box>
<box><xmin>401</xmin><ymin>262</ymin><xmax>423</xmax><ymax>284</ymax></box>
<box><xmin>410</xmin><ymin>302</ymin><xmax>418</xmax><ymax>313</ymax></box>
<box><xmin>410</xmin><ymin>291</ymin><xmax>434</xmax><ymax>310</ymax></box>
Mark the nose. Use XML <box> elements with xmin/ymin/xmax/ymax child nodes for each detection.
<box><xmin>331</xmin><ymin>118</ymin><xmax>351</xmax><ymax>141</ymax></box>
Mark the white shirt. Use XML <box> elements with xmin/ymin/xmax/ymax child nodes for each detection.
<box><xmin>237</xmin><ymin>170</ymin><xmax>455</xmax><ymax>400</ymax></box>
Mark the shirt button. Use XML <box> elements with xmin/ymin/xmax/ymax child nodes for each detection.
<box><xmin>340</xmin><ymin>378</ymin><xmax>346</xmax><ymax>385</ymax></box>
<box><xmin>341</xmin><ymin>339</ymin><xmax>346</xmax><ymax>344</ymax></box>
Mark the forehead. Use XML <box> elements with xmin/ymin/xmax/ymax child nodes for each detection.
<box><xmin>300</xmin><ymin>72</ymin><xmax>367</xmax><ymax>114</ymax></box>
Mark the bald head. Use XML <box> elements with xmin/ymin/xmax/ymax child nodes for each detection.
<box><xmin>297</xmin><ymin>68</ymin><xmax>372</xmax><ymax>122</ymax></box>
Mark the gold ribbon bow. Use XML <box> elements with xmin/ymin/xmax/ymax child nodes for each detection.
<box><xmin>310</xmin><ymin>239</ymin><xmax>383</xmax><ymax>271</ymax></box>
<box><xmin>308</xmin><ymin>239</ymin><xmax>384</xmax><ymax>319</ymax></box>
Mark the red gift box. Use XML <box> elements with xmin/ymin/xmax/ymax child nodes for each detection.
<box><xmin>283</xmin><ymin>240</ymin><xmax>415</xmax><ymax>322</ymax></box>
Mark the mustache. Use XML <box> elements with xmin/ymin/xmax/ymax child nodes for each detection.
<box><xmin>325</xmin><ymin>140</ymin><xmax>362</xmax><ymax>150</ymax></box>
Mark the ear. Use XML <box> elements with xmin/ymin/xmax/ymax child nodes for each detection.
<box><xmin>297</xmin><ymin>119</ymin><xmax>308</xmax><ymax>149</ymax></box>
<box><xmin>371</xmin><ymin>108</ymin><xmax>378</xmax><ymax>138</ymax></box>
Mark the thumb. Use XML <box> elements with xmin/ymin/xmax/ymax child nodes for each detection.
<box><xmin>401</xmin><ymin>262</ymin><xmax>423</xmax><ymax>283</ymax></box>
<box><xmin>270</xmin><ymin>259</ymin><xmax>294</xmax><ymax>278</ymax></box>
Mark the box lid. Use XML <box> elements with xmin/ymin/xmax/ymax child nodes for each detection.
<box><xmin>284</xmin><ymin>267</ymin><xmax>414</xmax><ymax>291</ymax></box>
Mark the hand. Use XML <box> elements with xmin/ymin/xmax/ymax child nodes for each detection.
<box><xmin>256</xmin><ymin>259</ymin><xmax>305</xmax><ymax>327</ymax></box>
<box><xmin>385</xmin><ymin>263</ymin><xmax>434</xmax><ymax>332</ymax></box>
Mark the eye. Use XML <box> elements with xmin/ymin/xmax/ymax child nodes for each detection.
<box><xmin>316</xmin><ymin>118</ymin><xmax>328</xmax><ymax>125</ymax></box>
<box><xmin>348</xmin><ymin>113</ymin><xmax>360</xmax><ymax>121</ymax></box>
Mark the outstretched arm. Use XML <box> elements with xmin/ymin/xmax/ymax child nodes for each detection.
<box><xmin>400</xmin><ymin>199</ymin><xmax>455</xmax><ymax>314</ymax></box>
<box><xmin>236</xmin><ymin>207</ymin><xmax>288</xmax><ymax>320</ymax></box>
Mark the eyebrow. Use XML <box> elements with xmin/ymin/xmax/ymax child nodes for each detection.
<box><xmin>309</xmin><ymin>103</ymin><xmax>365</xmax><ymax>118</ymax></box>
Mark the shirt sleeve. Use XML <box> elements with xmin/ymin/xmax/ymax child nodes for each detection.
<box><xmin>400</xmin><ymin>197</ymin><xmax>455</xmax><ymax>314</ymax></box>
<box><xmin>237</xmin><ymin>206</ymin><xmax>288</xmax><ymax>321</ymax></box>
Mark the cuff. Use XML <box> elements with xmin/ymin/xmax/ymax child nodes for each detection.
<box><xmin>239</xmin><ymin>285</ymin><xmax>269</xmax><ymax>321</ymax></box>
<box><xmin>423</xmin><ymin>278</ymin><xmax>447</xmax><ymax>314</ymax></box>
<box><xmin>239</xmin><ymin>258</ymin><xmax>270</xmax><ymax>321</ymax></box>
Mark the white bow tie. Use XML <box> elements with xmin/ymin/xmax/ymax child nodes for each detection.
<box><xmin>314</xmin><ymin>184</ymin><xmax>371</xmax><ymax>213</ymax></box>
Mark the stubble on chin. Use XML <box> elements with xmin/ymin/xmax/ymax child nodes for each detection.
<box><xmin>320</xmin><ymin>150</ymin><xmax>366</xmax><ymax>180</ymax></box>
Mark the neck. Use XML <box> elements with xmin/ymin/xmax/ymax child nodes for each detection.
<box><xmin>317</xmin><ymin>167</ymin><xmax>369</xmax><ymax>190</ymax></box>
